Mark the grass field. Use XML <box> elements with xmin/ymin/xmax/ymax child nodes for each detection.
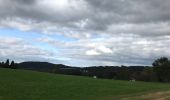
<box><xmin>0</xmin><ymin>68</ymin><xmax>170</xmax><ymax>100</ymax></box>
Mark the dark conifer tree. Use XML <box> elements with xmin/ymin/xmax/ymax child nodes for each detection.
<box><xmin>1</xmin><ymin>62</ymin><xmax>5</xmax><ymax>68</ymax></box>
<box><xmin>5</xmin><ymin>59</ymin><xmax>10</xmax><ymax>68</ymax></box>
<box><xmin>10</xmin><ymin>61</ymin><xmax>17</xmax><ymax>69</ymax></box>
<box><xmin>0</xmin><ymin>62</ymin><xmax>2</xmax><ymax>68</ymax></box>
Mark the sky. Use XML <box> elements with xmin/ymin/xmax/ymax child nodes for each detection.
<box><xmin>0</xmin><ymin>0</ymin><xmax>170</xmax><ymax>67</ymax></box>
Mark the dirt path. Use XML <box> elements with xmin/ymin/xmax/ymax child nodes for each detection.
<box><xmin>122</xmin><ymin>90</ymin><xmax>170</xmax><ymax>100</ymax></box>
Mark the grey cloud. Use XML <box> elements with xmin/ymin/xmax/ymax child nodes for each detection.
<box><xmin>85</xmin><ymin>0</ymin><xmax>170</xmax><ymax>30</ymax></box>
<box><xmin>0</xmin><ymin>0</ymin><xmax>89</xmax><ymax>23</ymax></box>
<box><xmin>1</xmin><ymin>0</ymin><xmax>170</xmax><ymax>66</ymax></box>
<box><xmin>14</xmin><ymin>0</ymin><xmax>36</xmax><ymax>4</ymax></box>
<box><xmin>1</xmin><ymin>0</ymin><xmax>170</xmax><ymax>33</ymax></box>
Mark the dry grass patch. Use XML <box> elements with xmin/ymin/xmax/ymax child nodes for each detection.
<box><xmin>122</xmin><ymin>91</ymin><xmax>170</xmax><ymax>100</ymax></box>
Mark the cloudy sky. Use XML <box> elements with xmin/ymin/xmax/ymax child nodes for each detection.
<box><xmin>0</xmin><ymin>0</ymin><xmax>170</xmax><ymax>66</ymax></box>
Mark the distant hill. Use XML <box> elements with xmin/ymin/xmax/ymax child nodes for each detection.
<box><xmin>10</xmin><ymin>61</ymin><xmax>154</xmax><ymax>82</ymax></box>
<box><xmin>18</xmin><ymin>61</ymin><xmax>71</xmax><ymax>72</ymax></box>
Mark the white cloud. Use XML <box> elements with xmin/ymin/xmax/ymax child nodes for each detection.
<box><xmin>86</xmin><ymin>49</ymin><xmax>100</xmax><ymax>56</ymax></box>
<box><xmin>85</xmin><ymin>46</ymin><xmax>112</xmax><ymax>56</ymax></box>
<box><xmin>38</xmin><ymin>0</ymin><xmax>88</xmax><ymax>13</ymax></box>
<box><xmin>97</xmin><ymin>46</ymin><xmax>113</xmax><ymax>54</ymax></box>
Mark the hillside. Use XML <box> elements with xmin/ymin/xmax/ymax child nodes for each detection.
<box><xmin>17</xmin><ymin>61</ymin><xmax>71</xmax><ymax>72</ymax></box>
<box><xmin>0</xmin><ymin>68</ymin><xmax>170</xmax><ymax>100</ymax></box>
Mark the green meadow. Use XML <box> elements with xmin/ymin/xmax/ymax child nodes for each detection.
<box><xmin>0</xmin><ymin>68</ymin><xmax>170</xmax><ymax>100</ymax></box>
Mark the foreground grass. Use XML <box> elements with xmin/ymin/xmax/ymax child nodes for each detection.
<box><xmin>0</xmin><ymin>68</ymin><xmax>170</xmax><ymax>100</ymax></box>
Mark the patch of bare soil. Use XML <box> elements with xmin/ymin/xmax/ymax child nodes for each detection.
<box><xmin>122</xmin><ymin>91</ymin><xmax>170</xmax><ymax>100</ymax></box>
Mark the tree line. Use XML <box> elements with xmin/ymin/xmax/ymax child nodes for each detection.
<box><xmin>0</xmin><ymin>59</ymin><xmax>17</xmax><ymax>69</ymax></box>
<box><xmin>55</xmin><ymin>57</ymin><xmax>170</xmax><ymax>82</ymax></box>
<box><xmin>1</xmin><ymin>57</ymin><xmax>170</xmax><ymax>82</ymax></box>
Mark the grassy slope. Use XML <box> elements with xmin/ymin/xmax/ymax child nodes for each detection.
<box><xmin>0</xmin><ymin>68</ymin><xmax>170</xmax><ymax>100</ymax></box>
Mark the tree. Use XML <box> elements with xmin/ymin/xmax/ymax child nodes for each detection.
<box><xmin>10</xmin><ymin>61</ymin><xmax>17</xmax><ymax>69</ymax></box>
<box><xmin>0</xmin><ymin>62</ymin><xmax>5</xmax><ymax>68</ymax></box>
<box><xmin>0</xmin><ymin>62</ymin><xmax>2</xmax><ymax>68</ymax></box>
<box><xmin>5</xmin><ymin>59</ymin><xmax>10</xmax><ymax>68</ymax></box>
<box><xmin>152</xmin><ymin>57</ymin><xmax>169</xmax><ymax>67</ymax></box>
<box><xmin>153</xmin><ymin>57</ymin><xmax>170</xmax><ymax>82</ymax></box>
<box><xmin>139</xmin><ymin>67</ymin><xmax>157</xmax><ymax>82</ymax></box>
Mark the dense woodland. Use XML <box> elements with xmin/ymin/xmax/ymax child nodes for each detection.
<box><xmin>1</xmin><ymin>57</ymin><xmax>170</xmax><ymax>82</ymax></box>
